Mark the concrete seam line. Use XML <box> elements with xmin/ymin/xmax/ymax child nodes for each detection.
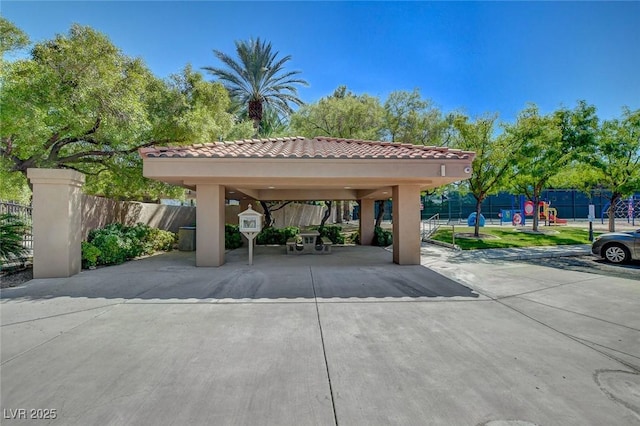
<box><xmin>0</xmin><ymin>306</ymin><xmax>117</xmax><ymax>367</ymax></box>
<box><xmin>309</xmin><ymin>266</ymin><xmax>339</xmax><ymax>426</ymax></box>
<box><xmin>496</xmin><ymin>280</ymin><xmax>587</xmax><ymax>300</ymax></box>
<box><xmin>571</xmin><ymin>336</ymin><xmax>640</xmax><ymax>362</ymax></box>
<box><xmin>0</xmin><ymin>303</ymin><xmax>122</xmax><ymax>327</ymax></box>
<box><xmin>511</xmin><ymin>297</ymin><xmax>640</xmax><ymax>333</ymax></box>
<box><xmin>449</xmin><ymin>272</ymin><xmax>640</xmax><ymax>373</ymax></box>
<box><xmin>496</xmin><ymin>300</ymin><xmax>640</xmax><ymax>374</ymax></box>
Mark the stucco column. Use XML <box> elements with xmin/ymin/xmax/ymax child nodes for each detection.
<box><xmin>196</xmin><ymin>184</ymin><xmax>225</xmax><ymax>267</ymax></box>
<box><xmin>27</xmin><ymin>168</ymin><xmax>85</xmax><ymax>278</ymax></box>
<box><xmin>359</xmin><ymin>199</ymin><xmax>375</xmax><ymax>245</ymax></box>
<box><xmin>392</xmin><ymin>185</ymin><xmax>421</xmax><ymax>265</ymax></box>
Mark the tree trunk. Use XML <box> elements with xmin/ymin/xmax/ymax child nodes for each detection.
<box><xmin>320</xmin><ymin>201</ymin><xmax>332</xmax><ymax>227</ymax></box>
<box><xmin>343</xmin><ymin>201</ymin><xmax>351</xmax><ymax>221</ymax></box>
<box><xmin>335</xmin><ymin>201</ymin><xmax>343</xmax><ymax>223</ymax></box>
<box><xmin>248</xmin><ymin>99</ymin><xmax>263</xmax><ymax>136</ymax></box>
<box><xmin>473</xmin><ymin>197</ymin><xmax>484</xmax><ymax>238</ymax></box>
<box><xmin>260</xmin><ymin>201</ymin><xmax>273</xmax><ymax>228</ymax></box>
<box><xmin>532</xmin><ymin>193</ymin><xmax>540</xmax><ymax>232</ymax></box>
<box><xmin>375</xmin><ymin>200</ymin><xmax>385</xmax><ymax>228</ymax></box>
<box><xmin>608</xmin><ymin>193</ymin><xmax>620</xmax><ymax>232</ymax></box>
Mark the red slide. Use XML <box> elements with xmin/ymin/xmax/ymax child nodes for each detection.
<box><xmin>549</xmin><ymin>214</ymin><xmax>568</xmax><ymax>224</ymax></box>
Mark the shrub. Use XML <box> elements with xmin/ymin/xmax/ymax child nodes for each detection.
<box><xmin>347</xmin><ymin>230</ymin><xmax>360</xmax><ymax>245</ymax></box>
<box><xmin>0</xmin><ymin>213</ymin><xmax>29</xmax><ymax>262</ymax></box>
<box><xmin>146</xmin><ymin>227</ymin><xmax>176</xmax><ymax>252</ymax></box>
<box><xmin>317</xmin><ymin>225</ymin><xmax>345</xmax><ymax>244</ymax></box>
<box><xmin>256</xmin><ymin>226</ymin><xmax>299</xmax><ymax>245</ymax></box>
<box><xmin>86</xmin><ymin>223</ymin><xmax>176</xmax><ymax>267</ymax></box>
<box><xmin>373</xmin><ymin>226</ymin><xmax>393</xmax><ymax>247</ymax></box>
<box><xmin>225</xmin><ymin>224</ymin><xmax>243</xmax><ymax>249</ymax></box>
<box><xmin>81</xmin><ymin>242</ymin><xmax>101</xmax><ymax>268</ymax></box>
<box><xmin>90</xmin><ymin>231</ymin><xmax>129</xmax><ymax>265</ymax></box>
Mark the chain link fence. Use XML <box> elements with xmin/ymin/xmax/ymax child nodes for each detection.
<box><xmin>420</xmin><ymin>190</ymin><xmax>640</xmax><ymax>225</ymax></box>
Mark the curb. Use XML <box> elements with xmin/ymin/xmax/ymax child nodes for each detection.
<box><xmin>422</xmin><ymin>239</ymin><xmax>460</xmax><ymax>251</ymax></box>
<box><xmin>454</xmin><ymin>245</ymin><xmax>592</xmax><ymax>261</ymax></box>
<box><xmin>422</xmin><ymin>242</ymin><xmax>592</xmax><ymax>262</ymax></box>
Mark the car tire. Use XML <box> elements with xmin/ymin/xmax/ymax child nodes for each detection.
<box><xmin>602</xmin><ymin>243</ymin><xmax>630</xmax><ymax>264</ymax></box>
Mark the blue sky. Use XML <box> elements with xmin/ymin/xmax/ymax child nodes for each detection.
<box><xmin>3</xmin><ymin>1</ymin><xmax>639</xmax><ymax>122</ymax></box>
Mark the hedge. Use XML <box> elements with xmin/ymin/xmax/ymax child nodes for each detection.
<box><xmin>82</xmin><ymin>223</ymin><xmax>176</xmax><ymax>268</ymax></box>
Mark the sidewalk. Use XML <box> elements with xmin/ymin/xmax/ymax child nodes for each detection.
<box><xmin>428</xmin><ymin>243</ymin><xmax>593</xmax><ymax>261</ymax></box>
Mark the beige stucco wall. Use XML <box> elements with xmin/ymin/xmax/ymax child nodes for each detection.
<box><xmin>82</xmin><ymin>195</ymin><xmax>196</xmax><ymax>239</ymax></box>
<box><xmin>82</xmin><ymin>196</ymin><xmax>332</xmax><ymax>238</ymax></box>
<box><xmin>251</xmin><ymin>202</ymin><xmax>333</xmax><ymax>228</ymax></box>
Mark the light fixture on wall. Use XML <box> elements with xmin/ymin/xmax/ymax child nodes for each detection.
<box><xmin>440</xmin><ymin>164</ymin><xmax>446</xmax><ymax>177</ymax></box>
<box><xmin>464</xmin><ymin>166</ymin><xmax>472</xmax><ymax>174</ymax></box>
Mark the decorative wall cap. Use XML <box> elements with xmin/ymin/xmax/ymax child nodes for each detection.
<box><xmin>27</xmin><ymin>168</ymin><xmax>86</xmax><ymax>186</ymax></box>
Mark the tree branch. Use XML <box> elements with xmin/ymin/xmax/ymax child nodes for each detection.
<box><xmin>55</xmin><ymin>150</ymin><xmax>116</xmax><ymax>164</ymax></box>
<box><xmin>63</xmin><ymin>164</ymin><xmax>107</xmax><ymax>176</ymax></box>
<box><xmin>270</xmin><ymin>201</ymin><xmax>292</xmax><ymax>212</ymax></box>
<box><xmin>55</xmin><ymin>139</ymin><xmax>170</xmax><ymax>164</ymax></box>
<box><xmin>45</xmin><ymin>119</ymin><xmax>98</xmax><ymax>151</ymax></box>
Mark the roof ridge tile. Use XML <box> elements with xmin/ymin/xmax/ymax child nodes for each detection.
<box><xmin>139</xmin><ymin>137</ymin><xmax>475</xmax><ymax>161</ymax></box>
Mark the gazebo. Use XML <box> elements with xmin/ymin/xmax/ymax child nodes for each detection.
<box><xmin>139</xmin><ymin>136</ymin><xmax>475</xmax><ymax>266</ymax></box>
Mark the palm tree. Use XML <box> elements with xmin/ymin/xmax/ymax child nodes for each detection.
<box><xmin>204</xmin><ymin>38</ymin><xmax>308</xmax><ymax>134</ymax></box>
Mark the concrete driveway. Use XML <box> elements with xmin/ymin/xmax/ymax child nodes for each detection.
<box><xmin>1</xmin><ymin>245</ymin><xmax>639</xmax><ymax>425</ymax></box>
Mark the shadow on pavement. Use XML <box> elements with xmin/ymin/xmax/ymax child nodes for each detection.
<box><xmin>0</xmin><ymin>246</ymin><xmax>478</xmax><ymax>301</ymax></box>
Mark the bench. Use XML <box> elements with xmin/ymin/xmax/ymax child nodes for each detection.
<box><xmin>286</xmin><ymin>231</ymin><xmax>332</xmax><ymax>255</ymax></box>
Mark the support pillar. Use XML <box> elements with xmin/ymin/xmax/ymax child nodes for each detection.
<box><xmin>392</xmin><ymin>185</ymin><xmax>421</xmax><ymax>265</ymax></box>
<box><xmin>27</xmin><ymin>168</ymin><xmax>85</xmax><ymax>278</ymax></box>
<box><xmin>359</xmin><ymin>199</ymin><xmax>375</xmax><ymax>245</ymax></box>
<box><xmin>196</xmin><ymin>184</ymin><xmax>225</xmax><ymax>267</ymax></box>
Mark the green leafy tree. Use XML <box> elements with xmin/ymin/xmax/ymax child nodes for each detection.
<box><xmin>383</xmin><ymin>89</ymin><xmax>455</xmax><ymax>146</ymax></box>
<box><xmin>290</xmin><ymin>86</ymin><xmax>385</xmax><ymax>224</ymax></box>
<box><xmin>0</xmin><ymin>24</ymin><xmax>247</xmax><ymax>201</ymax></box>
<box><xmin>0</xmin><ymin>17</ymin><xmax>29</xmax><ymax>55</ymax></box>
<box><xmin>290</xmin><ymin>86</ymin><xmax>385</xmax><ymax>140</ymax></box>
<box><xmin>204</xmin><ymin>37</ymin><xmax>308</xmax><ymax>134</ymax></box>
<box><xmin>585</xmin><ymin>108</ymin><xmax>640</xmax><ymax>231</ymax></box>
<box><xmin>257</xmin><ymin>108</ymin><xmax>290</xmax><ymax>138</ymax></box>
<box><xmin>506</xmin><ymin>102</ymin><xmax>598</xmax><ymax>231</ymax></box>
<box><xmin>452</xmin><ymin>114</ymin><xmax>520</xmax><ymax>237</ymax></box>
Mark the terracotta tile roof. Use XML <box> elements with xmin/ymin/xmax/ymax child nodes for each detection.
<box><xmin>139</xmin><ymin>137</ymin><xmax>474</xmax><ymax>160</ymax></box>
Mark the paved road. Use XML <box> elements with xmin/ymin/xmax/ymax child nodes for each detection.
<box><xmin>1</xmin><ymin>245</ymin><xmax>639</xmax><ymax>425</ymax></box>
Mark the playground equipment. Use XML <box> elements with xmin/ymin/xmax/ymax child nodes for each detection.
<box><xmin>499</xmin><ymin>209</ymin><xmax>524</xmax><ymax>226</ymax></box>
<box><xmin>467</xmin><ymin>212</ymin><xmax>485</xmax><ymax>227</ymax></box>
<box><xmin>522</xmin><ymin>200</ymin><xmax>567</xmax><ymax>225</ymax></box>
<box><xmin>536</xmin><ymin>201</ymin><xmax>567</xmax><ymax>225</ymax></box>
<box><xmin>601</xmin><ymin>195</ymin><xmax>639</xmax><ymax>226</ymax></box>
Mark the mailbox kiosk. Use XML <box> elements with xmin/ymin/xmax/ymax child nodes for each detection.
<box><xmin>238</xmin><ymin>204</ymin><xmax>263</xmax><ymax>265</ymax></box>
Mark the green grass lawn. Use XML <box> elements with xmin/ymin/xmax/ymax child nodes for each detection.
<box><xmin>429</xmin><ymin>226</ymin><xmax>598</xmax><ymax>250</ymax></box>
